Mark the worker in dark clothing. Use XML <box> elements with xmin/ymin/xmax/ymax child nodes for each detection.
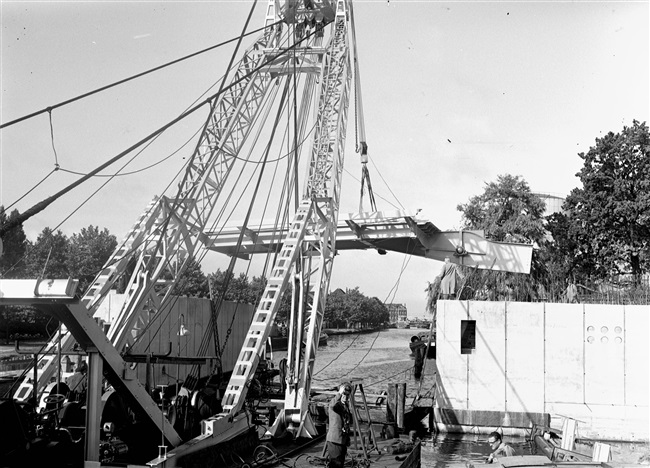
<box><xmin>409</xmin><ymin>336</ymin><xmax>427</xmax><ymax>379</ymax></box>
<box><xmin>486</xmin><ymin>431</ymin><xmax>515</xmax><ymax>463</ymax></box>
<box><xmin>326</xmin><ymin>382</ymin><xmax>352</xmax><ymax>468</ymax></box>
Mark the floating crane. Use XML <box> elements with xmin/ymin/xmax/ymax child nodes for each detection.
<box><xmin>0</xmin><ymin>1</ymin><xmax>532</xmax><ymax>466</ymax></box>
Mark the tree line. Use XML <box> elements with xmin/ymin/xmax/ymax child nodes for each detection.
<box><xmin>2</xmin><ymin>120</ymin><xmax>648</xmax><ymax>338</ymax></box>
<box><xmin>170</xmin><ymin>266</ymin><xmax>389</xmax><ymax>328</ymax></box>
<box><xmin>430</xmin><ymin>120</ymin><xmax>649</xmax><ymax>307</ymax></box>
<box><xmin>0</xmin><ymin>221</ymin><xmax>388</xmax><ymax>340</ymax></box>
<box><xmin>0</xmin><ymin>221</ymin><xmax>118</xmax><ymax>341</ymax></box>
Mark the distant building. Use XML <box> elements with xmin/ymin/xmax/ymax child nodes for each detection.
<box><xmin>532</xmin><ymin>192</ymin><xmax>565</xmax><ymax>217</ymax></box>
<box><xmin>386</xmin><ymin>303</ymin><xmax>408</xmax><ymax>323</ymax></box>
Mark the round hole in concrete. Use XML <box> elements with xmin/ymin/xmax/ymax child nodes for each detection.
<box><xmin>601</xmin><ymin>336</ymin><xmax>609</xmax><ymax>344</ymax></box>
<box><xmin>601</xmin><ymin>326</ymin><xmax>609</xmax><ymax>334</ymax></box>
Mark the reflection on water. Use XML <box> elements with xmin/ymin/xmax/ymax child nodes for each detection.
<box><xmin>268</xmin><ymin>328</ymin><xmax>648</xmax><ymax>466</ymax></box>
<box><xmin>422</xmin><ymin>434</ymin><xmax>534</xmax><ymax>468</ymax></box>
<box><xmin>270</xmin><ymin>328</ymin><xmax>437</xmax><ymax>395</ymax></box>
<box><xmin>270</xmin><ymin>329</ymin><xmax>539</xmax><ymax>467</ymax></box>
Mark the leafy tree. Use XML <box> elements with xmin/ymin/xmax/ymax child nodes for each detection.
<box><xmin>558</xmin><ymin>120</ymin><xmax>650</xmax><ymax>282</ymax></box>
<box><xmin>457</xmin><ymin>174</ymin><xmax>546</xmax><ymax>244</ymax></box>
<box><xmin>67</xmin><ymin>225</ymin><xmax>117</xmax><ymax>293</ymax></box>
<box><xmin>324</xmin><ymin>288</ymin><xmax>349</xmax><ymax>327</ymax></box>
<box><xmin>456</xmin><ymin>174</ymin><xmax>547</xmax><ymax>301</ymax></box>
<box><xmin>324</xmin><ymin>287</ymin><xmax>388</xmax><ymax>328</ymax></box>
<box><xmin>173</xmin><ymin>259</ymin><xmax>209</xmax><ymax>297</ymax></box>
<box><xmin>0</xmin><ymin>207</ymin><xmax>28</xmax><ymax>278</ymax></box>
<box><xmin>24</xmin><ymin>228</ymin><xmax>70</xmax><ymax>279</ymax></box>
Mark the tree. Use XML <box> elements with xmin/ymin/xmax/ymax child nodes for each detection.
<box><xmin>456</xmin><ymin>174</ymin><xmax>547</xmax><ymax>301</ymax></box>
<box><xmin>67</xmin><ymin>225</ymin><xmax>117</xmax><ymax>294</ymax></box>
<box><xmin>559</xmin><ymin>120</ymin><xmax>650</xmax><ymax>282</ymax></box>
<box><xmin>324</xmin><ymin>288</ymin><xmax>348</xmax><ymax>327</ymax></box>
<box><xmin>0</xmin><ymin>207</ymin><xmax>28</xmax><ymax>278</ymax></box>
<box><xmin>324</xmin><ymin>287</ymin><xmax>389</xmax><ymax>328</ymax></box>
<box><xmin>457</xmin><ymin>174</ymin><xmax>547</xmax><ymax>244</ymax></box>
<box><xmin>24</xmin><ymin>228</ymin><xmax>70</xmax><ymax>279</ymax></box>
<box><xmin>173</xmin><ymin>259</ymin><xmax>209</xmax><ymax>297</ymax></box>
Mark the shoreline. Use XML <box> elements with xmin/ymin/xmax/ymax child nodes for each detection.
<box><xmin>321</xmin><ymin>327</ymin><xmax>385</xmax><ymax>335</ymax></box>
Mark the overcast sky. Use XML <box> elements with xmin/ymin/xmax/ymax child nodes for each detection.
<box><xmin>1</xmin><ymin>0</ymin><xmax>648</xmax><ymax>317</ymax></box>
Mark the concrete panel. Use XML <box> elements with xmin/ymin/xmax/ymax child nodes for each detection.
<box><xmin>624</xmin><ymin>305</ymin><xmax>650</xmax><ymax>406</ymax></box>
<box><xmin>436</xmin><ymin>300</ymin><xmax>469</xmax><ymax>409</ymax></box>
<box><xmin>544</xmin><ymin>303</ymin><xmax>583</xmax><ymax>404</ymax></box>
<box><xmin>584</xmin><ymin>304</ymin><xmax>624</xmax><ymax>405</ymax></box>
<box><xmin>505</xmin><ymin>302</ymin><xmax>545</xmax><ymax>413</ymax></box>
<box><xmin>468</xmin><ymin>301</ymin><xmax>506</xmax><ymax>411</ymax></box>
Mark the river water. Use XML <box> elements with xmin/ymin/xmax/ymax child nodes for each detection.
<box><xmin>270</xmin><ymin>328</ymin><xmax>537</xmax><ymax>467</ymax></box>
<box><xmin>273</xmin><ymin>328</ymin><xmax>437</xmax><ymax>396</ymax></box>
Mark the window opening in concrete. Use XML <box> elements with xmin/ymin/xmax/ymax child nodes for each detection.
<box><xmin>461</xmin><ymin>320</ymin><xmax>476</xmax><ymax>354</ymax></box>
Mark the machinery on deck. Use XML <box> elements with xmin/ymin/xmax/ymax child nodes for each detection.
<box><xmin>0</xmin><ymin>1</ymin><xmax>532</xmax><ymax>466</ymax></box>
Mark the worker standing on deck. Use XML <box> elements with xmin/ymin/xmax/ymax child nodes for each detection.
<box><xmin>327</xmin><ymin>382</ymin><xmax>352</xmax><ymax>468</ymax></box>
<box><xmin>439</xmin><ymin>257</ymin><xmax>464</xmax><ymax>299</ymax></box>
<box><xmin>486</xmin><ymin>431</ymin><xmax>515</xmax><ymax>463</ymax></box>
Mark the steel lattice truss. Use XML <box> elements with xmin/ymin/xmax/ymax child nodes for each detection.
<box><xmin>11</xmin><ymin>1</ymin><xmax>533</xmax><ymax>464</ymax></box>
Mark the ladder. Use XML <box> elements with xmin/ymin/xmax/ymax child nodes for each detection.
<box><xmin>220</xmin><ymin>200</ymin><xmax>314</xmax><ymax>414</ymax></box>
<box><xmin>323</xmin><ymin>379</ymin><xmax>380</xmax><ymax>461</ymax></box>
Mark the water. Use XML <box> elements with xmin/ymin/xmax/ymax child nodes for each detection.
<box><xmin>270</xmin><ymin>328</ymin><xmax>649</xmax><ymax>466</ymax></box>
<box><xmin>272</xmin><ymin>328</ymin><xmax>538</xmax><ymax>467</ymax></box>
<box><xmin>421</xmin><ymin>434</ymin><xmax>535</xmax><ymax>468</ymax></box>
<box><xmin>271</xmin><ymin>328</ymin><xmax>436</xmax><ymax>396</ymax></box>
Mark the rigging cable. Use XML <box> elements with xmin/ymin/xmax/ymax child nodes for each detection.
<box><xmin>0</xmin><ymin>21</ymin><xmax>281</xmax><ymax>130</ymax></box>
<box><xmin>332</xmin><ymin>248</ymin><xmax>415</xmax><ymax>380</ymax></box>
<box><xmin>0</xmin><ymin>25</ymin><xmax>322</xmax><ymax>237</ymax></box>
<box><xmin>349</xmin><ymin>0</ymin><xmax>376</xmax><ymax>213</ymax></box>
<box><xmin>343</xmin><ymin>167</ymin><xmax>402</xmax><ymax>211</ymax></box>
<box><xmin>132</xmin><ymin>28</ymin><xmax>306</xmax><ymax>364</ymax></box>
<box><xmin>369</xmin><ymin>157</ymin><xmax>405</xmax><ymax>210</ymax></box>
<box><xmin>130</xmin><ymin>0</ymin><xmax>271</xmax><ymax>357</ymax></box>
<box><xmin>2</xmin><ymin>168</ymin><xmax>56</xmax><ymax>212</ymax></box>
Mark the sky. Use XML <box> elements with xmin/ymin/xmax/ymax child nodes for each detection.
<box><xmin>1</xmin><ymin>0</ymin><xmax>648</xmax><ymax>318</ymax></box>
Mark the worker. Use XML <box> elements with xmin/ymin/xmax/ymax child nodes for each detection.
<box><xmin>65</xmin><ymin>360</ymin><xmax>87</xmax><ymax>402</ymax></box>
<box><xmin>326</xmin><ymin>382</ymin><xmax>352</xmax><ymax>468</ymax></box>
<box><xmin>486</xmin><ymin>431</ymin><xmax>515</xmax><ymax>463</ymax></box>
<box><xmin>439</xmin><ymin>257</ymin><xmax>464</xmax><ymax>299</ymax></box>
<box><xmin>409</xmin><ymin>336</ymin><xmax>427</xmax><ymax>379</ymax></box>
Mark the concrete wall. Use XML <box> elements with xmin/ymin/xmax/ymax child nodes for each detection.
<box><xmin>436</xmin><ymin>300</ymin><xmax>649</xmax><ymax>441</ymax></box>
<box><xmin>94</xmin><ymin>292</ymin><xmax>256</xmax><ymax>386</ymax></box>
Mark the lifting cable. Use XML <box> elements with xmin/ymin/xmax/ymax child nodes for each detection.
<box><xmin>0</xmin><ymin>21</ymin><xmax>280</xmax><ymax>130</ymax></box>
<box><xmin>177</xmin><ymin>81</ymin><xmax>294</xmax><ymax>387</ymax></box>
<box><xmin>0</xmin><ymin>26</ymin><xmax>322</xmax><ymax>238</ymax></box>
<box><xmin>151</xmin><ymin>23</ymin><xmax>320</xmax><ymax>370</ymax></box>
<box><xmin>349</xmin><ymin>0</ymin><xmax>376</xmax><ymax>213</ymax></box>
<box><xmin>129</xmin><ymin>0</ymin><xmax>267</xmax><ymax>357</ymax></box>
<box><xmin>151</xmin><ymin>52</ymin><xmax>296</xmax><ymax>379</ymax></box>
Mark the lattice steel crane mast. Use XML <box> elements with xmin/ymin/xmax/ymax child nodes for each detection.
<box><xmin>14</xmin><ymin>0</ymin><xmax>354</xmax><ymax>455</ymax></box>
<box><xmin>13</xmin><ymin>0</ymin><xmax>282</xmax><ymax>424</ymax></box>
